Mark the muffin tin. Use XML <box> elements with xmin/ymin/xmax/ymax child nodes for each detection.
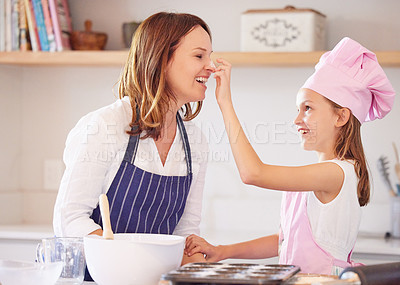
<box><xmin>161</xmin><ymin>262</ymin><xmax>300</xmax><ymax>284</ymax></box>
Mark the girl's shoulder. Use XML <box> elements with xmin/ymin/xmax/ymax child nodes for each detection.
<box><xmin>328</xmin><ymin>159</ymin><xmax>355</xmax><ymax>169</ymax></box>
<box><xmin>326</xmin><ymin>159</ymin><xmax>357</xmax><ymax>181</ymax></box>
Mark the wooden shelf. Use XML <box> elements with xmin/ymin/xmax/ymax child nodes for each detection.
<box><xmin>0</xmin><ymin>51</ymin><xmax>128</xmax><ymax>67</ymax></box>
<box><xmin>220</xmin><ymin>51</ymin><xmax>400</xmax><ymax>67</ymax></box>
<box><xmin>1</xmin><ymin>50</ymin><xmax>400</xmax><ymax>67</ymax></box>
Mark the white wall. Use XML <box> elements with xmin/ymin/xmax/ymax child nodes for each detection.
<box><xmin>0</xmin><ymin>66</ymin><xmax>22</xmax><ymax>224</ymax></box>
<box><xmin>69</xmin><ymin>0</ymin><xmax>400</xmax><ymax>51</ymax></box>
<box><xmin>0</xmin><ymin>1</ymin><xmax>399</xmax><ymax>243</ymax></box>
<box><xmin>18</xmin><ymin>67</ymin><xmax>121</xmax><ymax>223</ymax></box>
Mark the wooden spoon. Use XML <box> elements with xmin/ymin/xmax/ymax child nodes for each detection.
<box><xmin>99</xmin><ymin>194</ymin><xmax>114</xmax><ymax>240</ymax></box>
<box><xmin>393</xmin><ymin>142</ymin><xmax>400</xmax><ymax>183</ymax></box>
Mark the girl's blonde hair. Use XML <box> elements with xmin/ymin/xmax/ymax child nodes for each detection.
<box><xmin>331</xmin><ymin>101</ymin><xmax>370</xmax><ymax>206</ymax></box>
<box><xmin>118</xmin><ymin>12</ymin><xmax>211</xmax><ymax>140</ymax></box>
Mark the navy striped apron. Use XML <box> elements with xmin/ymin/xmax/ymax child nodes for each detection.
<box><xmin>85</xmin><ymin>113</ymin><xmax>193</xmax><ymax>281</ymax></box>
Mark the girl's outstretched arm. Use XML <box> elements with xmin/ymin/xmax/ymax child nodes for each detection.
<box><xmin>213</xmin><ymin>59</ymin><xmax>343</xmax><ymax>198</ymax></box>
<box><xmin>213</xmin><ymin>59</ymin><xmax>265</xmax><ymax>185</ymax></box>
<box><xmin>185</xmin><ymin>234</ymin><xmax>279</xmax><ymax>261</ymax></box>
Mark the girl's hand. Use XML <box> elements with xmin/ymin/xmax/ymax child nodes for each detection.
<box><xmin>185</xmin><ymin>234</ymin><xmax>222</xmax><ymax>262</ymax></box>
<box><xmin>214</xmin><ymin>58</ymin><xmax>232</xmax><ymax>108</ymax></box>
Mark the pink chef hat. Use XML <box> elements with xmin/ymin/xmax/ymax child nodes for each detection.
<box><xmin>302</xmin><ymin>37</ymin><xmax>395</xmax><ymax>123</ymax></box>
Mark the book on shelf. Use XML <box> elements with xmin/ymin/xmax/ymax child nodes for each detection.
<box><xmin>11</xmin><ymin>0</ymin><xmax>19</xmax><ymax>50</ymax></box>
<box><xmin>1</xmin><ymin>0</ymin><xmax>73</xmax><ymax>52</ymax></box>
<box><xmin>31</xmin><ymin>0</ymin><xmax>49</xmax><ymax>51</ymax></box>
<box><xmin>4</xmin><ymin>0</ymin><xmax>11</xmax><ymax>51</ymax></box>
<box><xmin>48</xmin><ymin>0</ymin><xmax>72</xmax><ymax>51</ymax></box>
<box><xmin>40</xmin><ymin>0</ymin><xmax>56</xmax><ymax>51</ymax></box>
<box><xmin>24</xmin><ymin>0</ymin><xmax>40</xmax><ymax>51</ymax></box>
<box><xmin>0</xmin><ymin>0</ymin><xmax>5</xmax><ymax>51</ymax></box>
<box><xmin>18</xmin><ymin>0</ymin><xmax>29</xmax><ymax>51</ymax></box>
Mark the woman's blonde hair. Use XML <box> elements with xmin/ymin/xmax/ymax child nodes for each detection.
<box><xmin>330</xmin><ymin>101</ymin><xmax>370</xmax><ymax>206</ymax></box>
<box><xmin>118</xmin><ymin>12</ymin><xmax>211</xmax><ymax>140</ymax></box>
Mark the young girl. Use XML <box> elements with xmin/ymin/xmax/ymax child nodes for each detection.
<box><xmin>185</xmin><ymin>37</ymin><xmax>395</xmax><ymax>275</ymax></box>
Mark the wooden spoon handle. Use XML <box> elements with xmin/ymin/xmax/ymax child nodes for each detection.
<box><xmin>393</xmin><ymin>142</ymin><xmax>400</xmax><ymax>163</ymax></box>
<box><xmin>99</xmin><ymin>194</ymin><xmax>114</xmax><ymax>240</ymax></box>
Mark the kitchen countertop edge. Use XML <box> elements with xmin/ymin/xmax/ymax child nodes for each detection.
<box><xmin>0</xmin><ymin>225</ymin><xmax>399</xmax><ymax>256</ymax></box>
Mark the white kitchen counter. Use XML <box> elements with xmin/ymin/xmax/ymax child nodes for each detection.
<box><xmin>0</xmin><ymin>225</ymin><xmax>399</xmax><ymax>264</ymax></box>
<box><xmin>0</xmin><ymin>225</ymin><xmax>399</xmax><ymax>255</ymax></box>
<box><xmin>355</xmin><ymin>232</ymin><xmax>400</xmax><ymax>255</ymax></box>
<box><xmin>0</xmin><ymin>224</ymin><xmax>54</xmax><ymax>262</ymax></box>
<box><xmin>0</xmin><ymin>225</ymin><xmax>398</xmax><ymax>285</ymax></box>
<box><xmin>0</xmin><ymin>224</ymin><xmax>54</xmax><ymax>240</ymax></box>
<box><xmin>351</xmin><ymin>232</ymin><xmax>400</xmax><ymax>264</ymax></box>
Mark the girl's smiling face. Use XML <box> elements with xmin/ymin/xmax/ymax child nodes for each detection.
<box><xmin>294</xmin><ymin>88</ymin><xmax>340</xmax><ymax>158</ymax></box>
<box><xmin>165</xmin><ymin>25</ymin><xmax>214</xmax><ymax>107</ymax></box>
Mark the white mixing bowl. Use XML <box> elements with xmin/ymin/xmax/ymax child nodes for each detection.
<box><xmin>0</xmin><ymin>259</ymin><xmax>63</xmax><ymax>285</ymax></box>
<box><xmin>84</xmin><ymin>233</ymin><xmax>185</xmax><ymax>285</ymax></box>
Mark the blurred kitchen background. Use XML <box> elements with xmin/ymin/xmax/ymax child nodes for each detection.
<box><xmin>1</xmin><ymin>0</ymin><xmax>400</xmax><ymax>262</ymax></box>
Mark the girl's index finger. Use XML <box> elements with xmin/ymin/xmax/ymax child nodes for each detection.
<box><xmin>215</xmin><ymin>58</ymin><xmax>231</xmax><ymax>67</ymax></box>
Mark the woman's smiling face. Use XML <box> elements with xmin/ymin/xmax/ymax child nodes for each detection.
<box><xmin>165</xmin><ymin>25</ymin><xmax>214</xmax><ymax>107</ymax></box>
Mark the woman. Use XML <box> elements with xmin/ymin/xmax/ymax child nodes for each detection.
<box><xmin>53</xmin><ymin>12</ymin><xmax>214</xmax><ymax>266</ymax></box>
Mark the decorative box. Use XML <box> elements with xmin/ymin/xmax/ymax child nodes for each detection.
<box><xmin>241</xmin><ymin>6</ymin><xmax>326</xmax><ymax>52</ymax></box>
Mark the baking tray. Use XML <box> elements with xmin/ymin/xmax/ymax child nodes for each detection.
<box><xmin>161</xmin><ymin>262</ymin><xmax>301</xmax><ymax>284</ymax></box>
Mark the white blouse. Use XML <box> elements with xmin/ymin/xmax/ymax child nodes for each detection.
<box><xmin>53</xmin><ymin>97</ymin><xmax>209</xmax><ymax>238</ymax></box>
